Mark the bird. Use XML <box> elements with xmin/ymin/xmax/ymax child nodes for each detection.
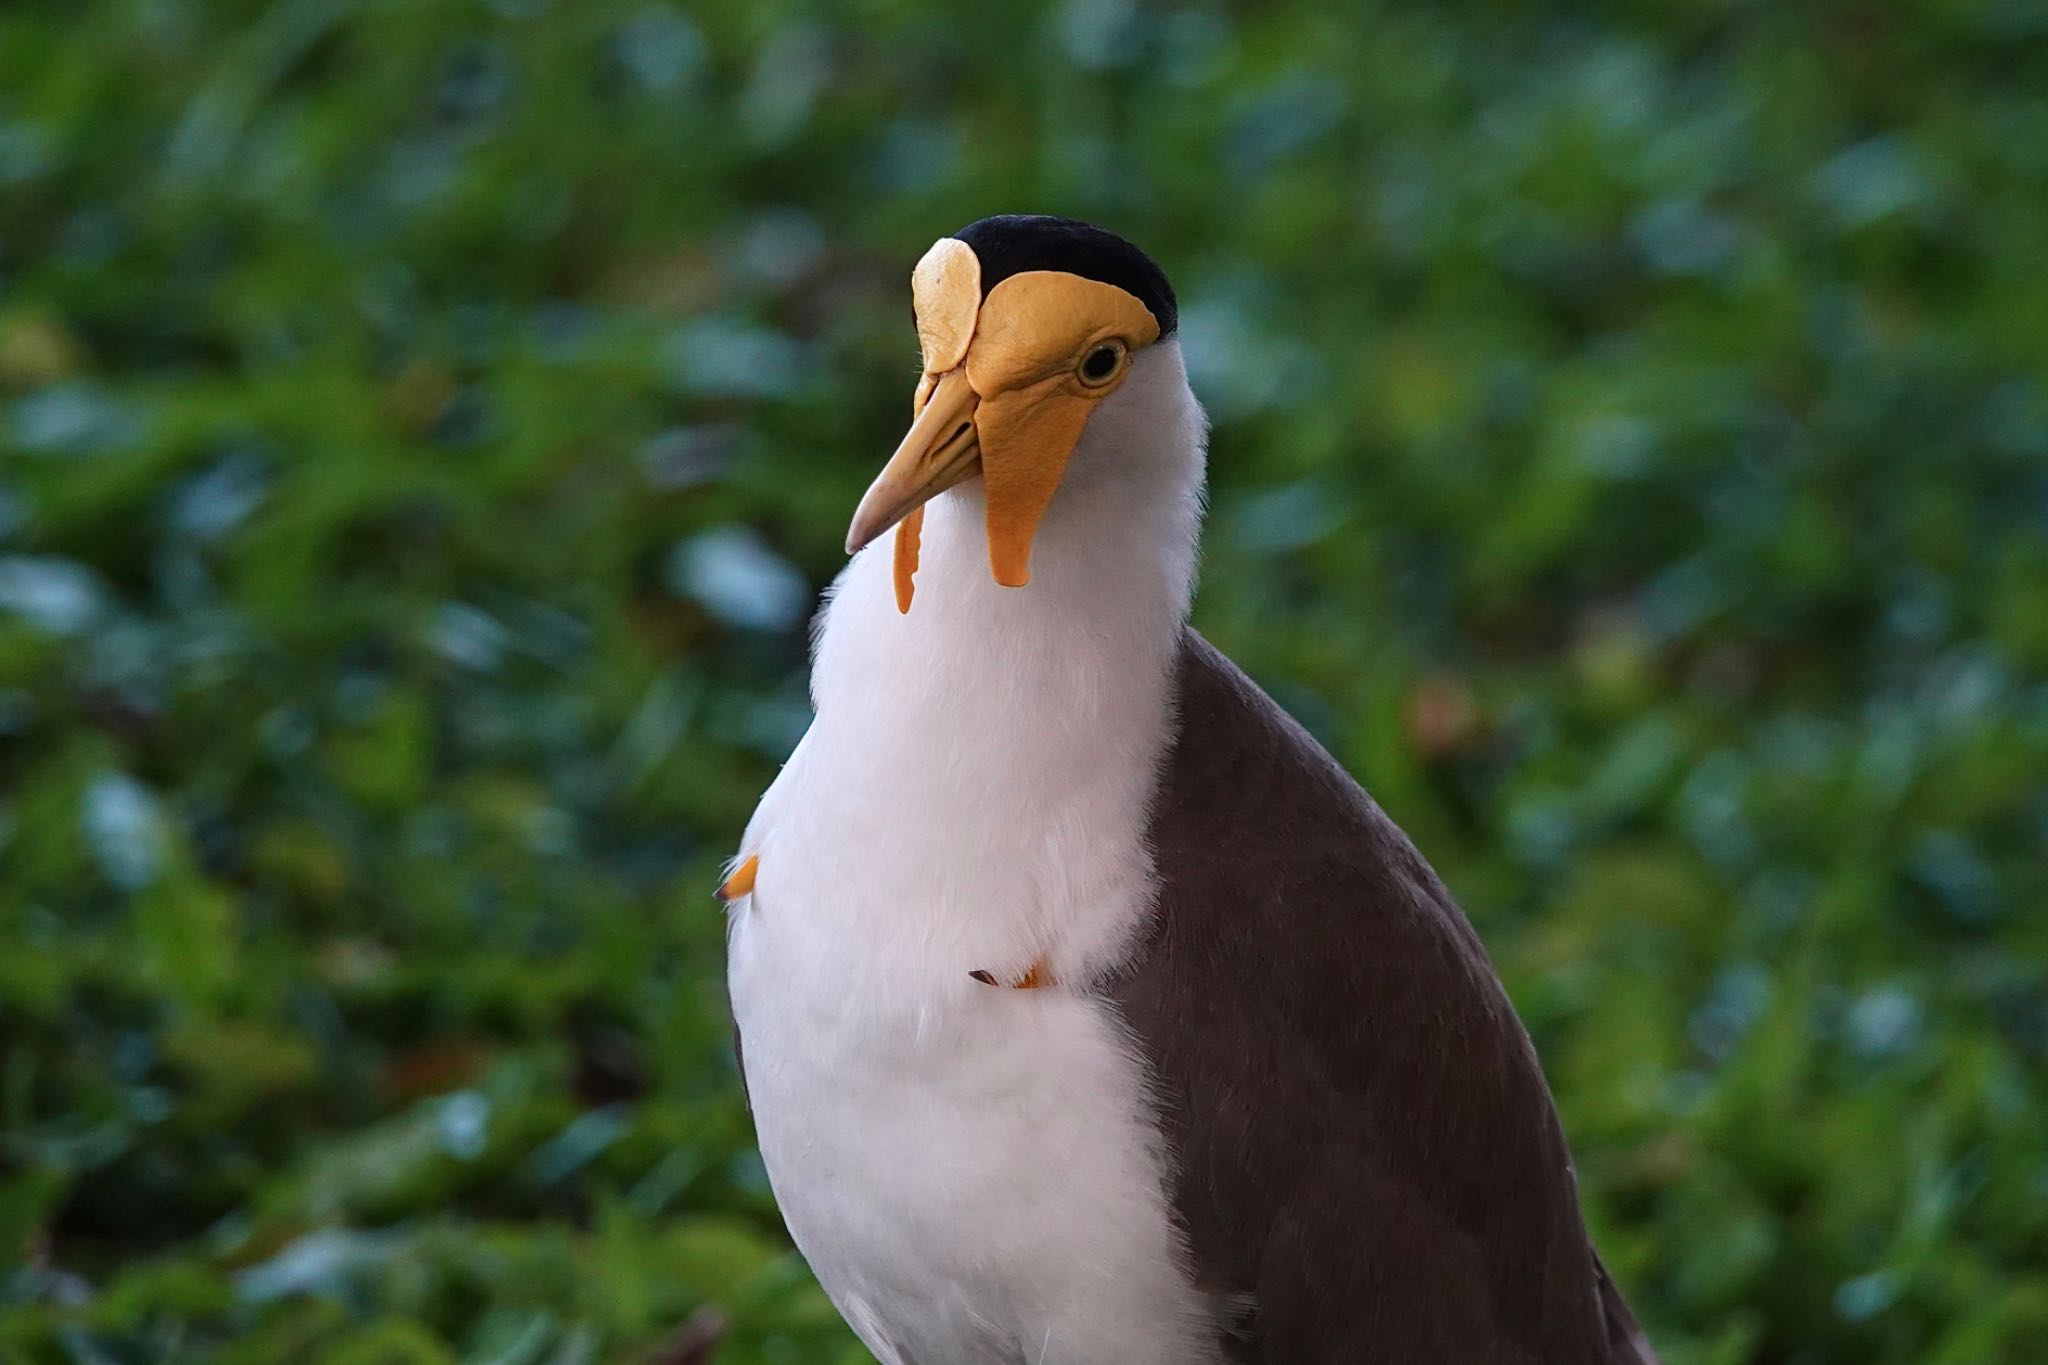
<box><xmin>721</xmin><ymin>214</ymin><xmax>1659</xmax><ymax>1365</ymax></box>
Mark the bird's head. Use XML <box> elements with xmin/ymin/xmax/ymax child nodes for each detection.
<box><xmin>844</xmin><ymin>215</ymin><xmax>1182</xmax><ymax>612</ymax></box>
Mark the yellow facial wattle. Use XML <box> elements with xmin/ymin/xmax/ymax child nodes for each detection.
<box><xmin>850</xmin><ymin>239</ymin><xmax>1163</xmax><ymax>613</ymax></box>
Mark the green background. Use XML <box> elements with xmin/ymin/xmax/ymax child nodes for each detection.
<box><xmin>3</xmin><ymin>1</ymin><xmax>2046</xmax><ymax>1361</ymax></box>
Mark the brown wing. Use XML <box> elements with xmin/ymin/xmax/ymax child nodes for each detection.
<box><xmin>1107</xmin><ymin>630</ymin><xmax>1657</xmax><ymax>1364</ymax></box>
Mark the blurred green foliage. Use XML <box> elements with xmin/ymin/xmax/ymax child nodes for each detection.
<box><xmin>2</xmin><ymin>0</ymin><xmax>2046</xmax><ymax>1361</ymax></box>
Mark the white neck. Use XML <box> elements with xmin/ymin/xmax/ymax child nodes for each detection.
<box><xmin>771</xmin><ymin>342</ymin><xmax>1207</xmax><ymax>994</ymax></box>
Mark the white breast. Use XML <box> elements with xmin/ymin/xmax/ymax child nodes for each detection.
<box><xmin>725</xmin><ymin>345</ymin><xmax>1223</xmax><ymax>1365</ymax></box>
<box><xmin>730</xmin><ymin>900</ymin><xmax>1219</xmax><ymax>1365</ymax></box>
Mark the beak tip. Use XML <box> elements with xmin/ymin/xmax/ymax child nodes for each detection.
<box><xmin>843</xmin><ymin>505</ymin><xmax>882</xmax><ymax>556</ymax></box>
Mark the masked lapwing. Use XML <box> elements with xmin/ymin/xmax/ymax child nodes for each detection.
<box><xmin>721</xmin><ymin>215</ymin><xmax>1658</xmax><ymax>1365</ymax></box>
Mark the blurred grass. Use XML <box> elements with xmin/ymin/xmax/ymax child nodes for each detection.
<box><xmin>2</xmin><ymin>0</ymin><xmax>2046</xmax><ymax>1361</ymax></box>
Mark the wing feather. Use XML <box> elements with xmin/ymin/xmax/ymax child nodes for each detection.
<box><xmin>1107</xmin><ymin>630</ymin><xmax>1657</xmax><ymax>1364</ymax></box>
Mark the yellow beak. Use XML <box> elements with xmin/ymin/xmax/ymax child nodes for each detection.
<box><xmin>844</xmin><ymin>370</ymin><xmax>981</xmax><ymax>556</ymax></box>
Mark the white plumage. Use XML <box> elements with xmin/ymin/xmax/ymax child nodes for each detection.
<box><xmin>725</xmin><ymin>343</ymin><xmax>1227</xmax><ymax>1364</ymax></box>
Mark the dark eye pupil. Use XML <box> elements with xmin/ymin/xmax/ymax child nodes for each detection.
<box><xmin>1084</xmin><ymin>347</ymin><xmax>1118</xmax><ymax>380</ymax></box>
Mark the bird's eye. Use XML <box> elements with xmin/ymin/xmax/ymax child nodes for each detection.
<box><xmin>1078</xmin><ymin>341</ymin><xmax>1126</xmax><ymax>387</ymax></box>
